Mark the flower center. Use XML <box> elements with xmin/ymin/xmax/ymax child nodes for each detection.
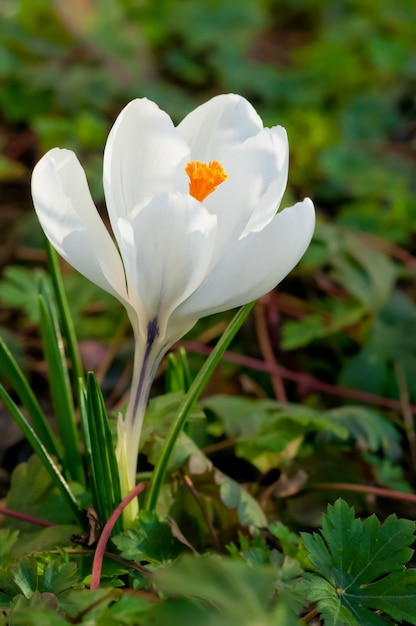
<box><xmin>185</xmin><ymin>160</ymin><xmax>228</xmax><ymax>202</ymax></box>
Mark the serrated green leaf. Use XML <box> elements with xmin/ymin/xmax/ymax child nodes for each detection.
<box><xmin>361</xmin><ymin>569</ymin><xmax>416</xmax><ymax>623</ymax></box>
<box><xmin>39</xmin><ymin>561</ymin><xmax>79</xmax><ymax>595</ymax></box>
<box><xmin>300</xmin><ymin>499</ymin><xmax>416</xmax><ymax>624</ymax></box>
<box><xmin>12</xmin><ymin>559</ymin><xmax>38</xmax><ymax>599</ymax></box>
<box><xmin>297</xmin><ymin>575</ymin><xmax>382</xmax><ymax>626</ymax></box>
<box><xmin>324</xmin><ymin>406</ymin><xmax>401</xmax><ymax>458</ymax></box>
<box><xmin>203</xmin><ymin>396</ymin><xmax>348</xmax><ymax>470</ymax></box>
<box><xmin>351</xmin><ymin>514</ymin><xmax>415</xmax><ymax>584</ymax></box>
<box><xmin>113</xmin><ymin>511</ymin><xmax>183</xmax><ymax>565</ymax></box>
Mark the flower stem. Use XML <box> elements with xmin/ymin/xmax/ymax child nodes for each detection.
<box><xmin>144</xmin><ymin>301</ymin><xmax>255</xmax><ymax>512</ymax></box>
<box><xmin>116</xmin><ymin>320</ymin><xmax>165</xmax><ymax>526</ymax></box>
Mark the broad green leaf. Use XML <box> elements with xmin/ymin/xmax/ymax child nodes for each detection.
<box><xmin>215</xmin><ymin>469</ymin><xmax>267</xmax><ymax>528</ymax></box>
<box><xmin>5</xmin><ymin>606</ymin><xmax>68</xmax><ymax>626</ymax></box>
<box><xmin>155</xmin><ymin>555</ymin><xmax>277</xmax><ymax>619</ymax></box>
<box><xmin>10</xmin><ymin>526</ymin><xmax>81</xmax><ymax>557</ymax></box>
<box><xmin>203</xmin><ymin>396</ymin><xmax>348</xmax><ymax>470</ymax></box>
<box><xmin>101</xmin><ymin>594</ymin><xmax>152</xmax><ymax>625</ymax></box>
<box><xmin>300</xmin><ymin>499</ymin><xmax>416</xmax><ymax>624</ymax></box>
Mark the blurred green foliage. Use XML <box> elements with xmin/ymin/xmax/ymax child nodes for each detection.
<box><xmin>1</xmin><ymin>3</ymin><xmax>416</xmax><ymax>623</ymax></box>
<box><xmin>1</xmin><ymin>0</ymin><xmax>416</xmax><ymax>427</ymax></box>
<box><xmin>1</xmin><ymin>0</ymin><xmax>415</xmax><ymax>233</ymax></box>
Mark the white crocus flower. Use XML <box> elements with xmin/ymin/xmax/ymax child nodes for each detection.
<box><xmin>32</xmin><ymin>94</ymin><xmax>315</xmax><ymax>521</ymax></box>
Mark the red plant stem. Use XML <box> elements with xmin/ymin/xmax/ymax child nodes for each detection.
<box><xmin>0</xmin><ymin>506</ymin><xmax>54</xmax><ymax>527</ymax></box>
<box><xmin>180</xmin><ymin>341</ymin><xmax>416</xmax><ymax>414</ymax></box>
<box><xmin>90</xmin><ymin>482</ymin><xmax>147</xmax><ymax>591</ymax></box>
<box><xmin>254</xmin><ymin>300</ymin><xmax>287</xmax><ymax>403</ymax></box>
<box><xmin>314</xmin><ymin>482</ymin><xmax>416</xmax><ymax>504</ymax></box>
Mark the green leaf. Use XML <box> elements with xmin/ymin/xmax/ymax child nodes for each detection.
<box><xmin>0</xmin><ymin>530</ymin><xmax>19</xmax><ymax>567</ymax></box>
<box><xmin>38</xmin><ymin>279</ymin><xmax>84</xmax><ymax>485</ymax></box>
<box><xmin>103</xmin><ymin>594</ymin><xmax>152</xmax><ymax>624</ymax></box>
<box><xmin>113</xmin><ymin>511</ymin><xmax>184</xmax><ymax>565</ymax></box>
<box><xmin>323</xmin><ymin>406</ymin><xmax>401</xmax><ymax>458</ymax></box>
<box><xmin>5</xmin><ymin>606</ymin><xmax>68</xmax><ymax>626</ymax></box>
<box><xmin>332</xmin><ymin>238</ymin><xmax>396</xmax><ymax>311</ymax></box>
<box><xmin>12</xmin><ymin>559</ymin><xmax>38</xmax><ymax>599</ymax></box>
<box><xmin>0</xmin><ymin>266</ymin><xmax>47</xmax><ymax>323</ymax></box>
<box><xmin>0</xmin><ymin>392</ymin><xmax>82</xmax><ymax>524</ymax></box>
<box><xmin>203</xmin><ymin>396</ymin><xmax>348</xmax><ymax>470</ymax></box>
<box><xmin>145</xmin><ymin>301</ymin><xmax>255</xmax><ymax>511</ymax></box>
<box><xmin>155</xmin><ymin>554</ymin><xmax>273</xmax><ymax>613</ymax></box>
<box><xmin>299</xmin><ymin>499</ymin><xmax>416</xmax><ymax>624</ymax></box>
<box><xmin>10</xmin><ymin>526</ymin><xmax>81</xmax><ymax>557</ymax></box>
<box><xmin>0</xmin><ymin>337</ymin><xmax>60</xmax><ymax>461</ymax></box>
<box><xmin>79</xmin><ymin>373</ymin><xmax>122</xmax><ymax>530</ymax></box>
<box><xmin>281</xmin><ymin>302</ymin><xmax>365</xmax><ymax>350</ymax></box>
<box><xmin>215</xmin><ymin>469</ymin><xmax>267</xmax><ymax>529</ymax></box>
<box><xmin>39</xmin><ymin>561</ymin><xmax>79</xmax><ymax>595</ymax></box>
<box><xmin>44</xmin><ymin>238</ymin><xmax>84</xmax><ymax>395</ymax></box>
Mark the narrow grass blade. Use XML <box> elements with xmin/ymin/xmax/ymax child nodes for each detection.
<box><xmin>38</xmin><ymin>279</ymin><xmax>85</xmax><ymax>485</ymax></box>
<box><xmin>166</xmin><ymin>347</ymin><xmax>192</xmax><ymax>394</ymax></box>
<box><xmin>144</xmin><ymin>301</ymin><xmax>255</xmax><ymax>511</ymax></box>
<box><xmin>0</xmin><ymin>385</ymin><xmax>82</xmax><ymax>522</ymax></box>
<box><xmin>0</xmin><ymin>337</ymin><xmax>60</xmax><ymax>461</ymax></box>
<box><xmin>44</xmin><ymin>238</ymin><xmax>84</xmax><ymax>395</ymax></box>
<box><xmin>81</xmin><ymin>372</ymin><xmax>122</xmax><ymax>531</ymax></box>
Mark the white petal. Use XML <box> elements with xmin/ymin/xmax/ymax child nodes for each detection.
<box><xmin>177</xmin><ymin>94</ymin><xmax>263</xmax><ymax>162</ymax></box>
<box><xmin>103</xmin><ymin>98</ymin><xmax>190</xmax><ymax>234</ymax></box>
<box><xmin>175</xmin><ymin>198</ymin><xmax>315</xmax><ymax>320</ymax></box>
<box><xmin>202</xmin><ymin>126</ymin><xmax>289</xmax><ymax>256</ymax></box>
<box><xmin>117</xmin><ymin>192</ymin><xmax>217</xmax><ymax>342</ymax></box>
<box><xmin>31</xmin><ymin>148</ymin><xmax>128</xmax><ymax>302</ymax></box>
<box><xmin>239</xmin><ymin>126</ymin><xmax>289</xmax><ymax>235</ymax></box>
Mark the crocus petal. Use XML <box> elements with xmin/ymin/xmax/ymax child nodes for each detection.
<box><xmin>116</xmin><ymin>191</ymin><xmax>217</xmax><ymax>342</ymax></box>
<box><xmin>239</xmin><ymin>126</ymin><xmax>289</xmax><ymax>236</ymax></box>
<box><xmin>31</xmin><ymin>148</ymin><xmax>128</xmax><ymax>302</ymax></box>
<box><xmin>177</xmin><ymin>94</ymin><xmax>263</xmax><ymax>162</ymax></box>
<box><xmin>174</xmin><ymin>198</ymin><xmax>315</xmax><ymax>321</ymax></box>
<box><xmin>202</xmin><ymin>126</ymin><xmax>289</xmax><ymax>256</ymax></box>
<box><xmin>104</xmin><ymin>98</ymin><xmax>190</xmax><ymax>236</ymax></box>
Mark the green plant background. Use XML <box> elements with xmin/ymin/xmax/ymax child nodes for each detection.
<box><xmin>1</xmin><ymin>1</ymin><xmax>416</xmax><ymax>624</ymax></box>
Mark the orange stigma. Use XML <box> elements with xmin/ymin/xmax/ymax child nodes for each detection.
<box><xmin>185</xmin><ymin>160</ymin><xmax>228</xmax><ymax>202</ymax></box>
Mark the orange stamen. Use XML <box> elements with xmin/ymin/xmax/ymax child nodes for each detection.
<box><xmin>185</xmin><ymin>160</ymin><xmax>228</xmax><ymax>202</ymax></box>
